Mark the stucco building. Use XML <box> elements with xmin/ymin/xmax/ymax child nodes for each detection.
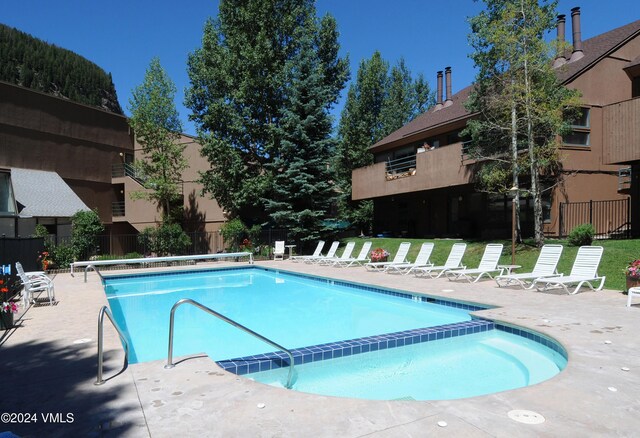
<box><xmin>352</xmin><ymin>8</ymin><xmax>639</xmax><ymax>239</ymax></box>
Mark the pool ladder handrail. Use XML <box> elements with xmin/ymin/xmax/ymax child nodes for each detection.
<box><xmin>95</xmin><ymin>305</ymin><xmax>130</xmax><ymax>385</ymax></box>
<box><xmin>165</xmin><ymin>298</ymin><xmax>295</xmax><ymax>389</ymax></box>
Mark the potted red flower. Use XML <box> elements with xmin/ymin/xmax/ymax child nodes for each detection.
<box><xmin>370</xmin><ymin>248</ymin><xmax>390</xmax><ymax>263</ymax></box>
<box><xmin>626</xmin><ymin>259</ymin><xmax>640</xmax><ymax>292</ymax></box>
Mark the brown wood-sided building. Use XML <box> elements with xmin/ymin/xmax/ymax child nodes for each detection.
<box><xmin>0</xmin><ymin>80</ymin><xmax>226</xmax><ymax>253</ymax></box>
<box><xmin>352</xmin><ymin>8</ymin><xmax>640</xmax><ymax>239</ymax></box>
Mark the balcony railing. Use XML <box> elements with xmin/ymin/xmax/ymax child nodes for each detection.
<box><xmin>112</xmin><ymin>201</ymin><xmax>125</xmax><ymax>217</ymax></box>
<box><xmin>385</xmin><ymin>155</ymin><xmax>417</xmax><ymax>180</ymax></box>
<box><xmin>112</xmin><ymin>163</ymin><xmax>146</xmax><ymax>185</ymax></box>
<box><xmin>618</xmin><ymin>167</ymin><xmax>632</xmax><ymax>191</ymax></box>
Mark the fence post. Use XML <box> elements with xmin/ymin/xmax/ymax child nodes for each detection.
<box><xmin>559</xmin><ymin>202</ymin><xmax>564</xmax><ymax>238</ymax></box>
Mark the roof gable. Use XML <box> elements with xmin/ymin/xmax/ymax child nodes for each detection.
<box><xmin>372</xmin><ymin>18</ymin><xmax>640</xmax><ymax>152</ymax></box>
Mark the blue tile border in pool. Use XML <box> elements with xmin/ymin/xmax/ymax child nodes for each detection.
<box><xmin>494</xmin><ymin>322</ymin><xmax>567</xmax><ymax>358</ymax></box>
<box><xmin>217</xmin><ymin>319</ymin><xmax>495</xmax><ymax>376</ymax></box>
<box><xmin>101</xmin><ymin>265</ymin><xmax>248</xmax><ymax>282</ymax></box>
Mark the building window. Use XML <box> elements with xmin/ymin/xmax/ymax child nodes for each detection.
<box><xmin>563</xmin><ymin>107</ymin><xmax>590</xmax><ymax>147</ymax></box>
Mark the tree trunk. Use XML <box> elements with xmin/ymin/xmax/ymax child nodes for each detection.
<box><xmin>511</xmin><ymin>94</ymin><xmax>521</xmax><ymax>243</ymax></box>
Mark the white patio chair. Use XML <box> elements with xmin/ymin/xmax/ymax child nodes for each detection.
<box><xmin>291</xmin><ymin>241</ymin><xmax>324</xmax><ymax>262</ymax></box>
<box><xmin>385</xmin><ymin>242</ymin><xmax>434</xmax><ymax>275</ymax></box>
<box><xmin>413</xmin><ymin>243</ymin><xmax>467</xmax><ymax>278</ymax></box>
<box><xmin>16</xmin><ymin>263</ymin><xmax>55</xmax><ymax>306</ymax></box>
<box><xmin>446</xmin><ymin>243</ymin><xmax>504</xmax><ymax>282</ymax></box>
<box><xmin>333</xmin><ymin>242</ymin><xmax>372</xmax><ymax>268</ymax></box>
<box><xmin>364</xmin><ymin>242</ymin><xmax>411</xmax><ymax>272</ymax></box>
<box><xmin>534</xmin><ymin>246</ymin><xmax>605</xmax><ymax>295</ymax></box>
<box><xmin>273</xmin><ymin>241</ymin><xmax>285</xmax><ymax>261</ymax></box>
<box><xmin>495</xmin><ymin>244</ymin><xmax>564</xmax><ymax>289</ymax></box>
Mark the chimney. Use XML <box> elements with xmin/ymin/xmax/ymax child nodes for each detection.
<box><xmin>444</xmin><ymin>67</ymin><xmax>453</xmax><ymax>107</ymax></box>
<box><xmin>569</xmin><ymin>7</ymin><xmax>584</xmax><ymax>62</ymax></box>
<box><xmin>553</xmin><ymin>14</ymin><xmax>567</xmax><ymax>68</ymax></box>
<box><xmin>435</xmin><ymin>71</ymin><xmax>443</xmax><ymax>110</ymax></box>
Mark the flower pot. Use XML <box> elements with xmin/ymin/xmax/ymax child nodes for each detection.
<box><xmin>0</xmin><ymin>311</ymin><xmax>14</xmax><ymax>330</ymax></box>
<box><xmin>627</xmin><ymin>275</ymin><xmax>640</xmax><ymax>292</ymax></box>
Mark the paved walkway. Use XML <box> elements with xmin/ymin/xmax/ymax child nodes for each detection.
<box><xmin>1</xmin><ymin>260</ymin><xmax>639</xmax><ymax>437</ymax></box>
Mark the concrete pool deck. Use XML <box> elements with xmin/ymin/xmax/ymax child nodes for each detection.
<box><xmin>1</xmin><ymin>259</ymin><xmax>639</xmax><ymax>437</ymax></box>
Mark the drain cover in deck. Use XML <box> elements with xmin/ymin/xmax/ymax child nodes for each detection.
<box><xmin>508</xmin><ymin>410</ymin><xmax>545</xmax><ymax>424</ymax></box>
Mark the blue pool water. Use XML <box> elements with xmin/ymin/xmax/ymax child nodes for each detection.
<box><xmin>248</xmin><ymin>330</ymin><xmax>567</xmax><ymax>400</ymax></box>
<box><xmin>104</xmin><ymin>268</ymin><xmax>471</xmax><ymax>363</ymax></box>
<box><xmin>104</xmin><ymin>267</ymin><xmax>567</xmax><ymax>400</ymax></box>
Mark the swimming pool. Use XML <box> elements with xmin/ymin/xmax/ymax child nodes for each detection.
<box><xmin>103</xmin><ymin>266</ymin><xmax>567</xmax><ymax>400</ymax></box>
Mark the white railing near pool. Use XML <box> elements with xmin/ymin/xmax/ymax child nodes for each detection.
<box><xmin>70</xmin><ymin>252</ymin><xmax>254</xmax><ymax>282</ymax></box>
<box><xmin>165</xmin><ymin>298</ymin><xmax>295</xmax><ymax>389</ymax></box>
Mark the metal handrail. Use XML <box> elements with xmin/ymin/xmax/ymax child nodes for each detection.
<box><xmin>95</xmin><ymin>306</ymin><xmax>130</xmax><ymax>385</ymax></box>
<box><xmin>165</xmin><ymin>298</ymin><xmax>295</xmax><ymax>389</ymax></box>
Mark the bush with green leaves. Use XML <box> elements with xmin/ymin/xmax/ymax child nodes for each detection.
<box><xmin>219</xmin><ymin>218</ymin><xmax>247</xmax><ymax>252</ymax></box>
<box><xmin>567</xmin><ymin>223</ymin><xmax>596</xmax><ymax>246</ymax></box>
<box><xmin>71</xmin><ymin>209</ymin><xmax>105</xmax><ymax>259</ymax></box>
<box><xmin>50</xmin><ymin>243</ymin><xmax>76</xmax><ymax>269</ymax></box>
<box><xmin>138</xmin><ymin>223</ymin><xmax>191</xmax><ymax>256</ymax></box>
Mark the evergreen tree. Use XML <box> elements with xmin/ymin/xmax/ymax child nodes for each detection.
<box><xmin>381</xmin><ymin>58</ymin><xmax>415</xmax><ymax>133</ymax></box>
<box><xmin>335</xmin><ymin>53</ymin><xmax>433</xmax><ymax>233</ymax></box>
<box><xmin>263</xmin><ymin>28</ymin><xmax>337</xmax><ymax>244</ymax></box>
<box><xmin>128</xmin><ymin>58</ymin><xmax>188</xmax><ymax>223</ymax></box>
<box><xmin>186</xmin><ymin>0</ymin><xmax>347</xmax><ymax>227</ymax></box>
<box><xmin>334</xmin><ymin>52</ymin><xmax>389</xmax><ymax>233</ymax></box>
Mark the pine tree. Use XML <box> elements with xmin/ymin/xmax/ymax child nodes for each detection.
<box><xmin>186</xmin><ymin>0</ymin><xmax>347</xmax><ymax>226</ymax></box>
<box><xmin>263</xmin><ymin>28</ymin><xmax>337</xmax><ymax>244</ymax></box>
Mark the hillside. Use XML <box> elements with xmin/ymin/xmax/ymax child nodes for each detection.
<box><xmin>0</xmin><ymin>24</ymin><xmax>123</xmax><ymax>114</ymax></box>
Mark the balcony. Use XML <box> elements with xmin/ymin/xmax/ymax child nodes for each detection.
<box><xmin>385</xmin><ymin>155</ymin><xmax>417</xmax><ymax>180</ymax></box>
<box><xmin>112</xmin><ymin>201</ymin><xmax>125</xmax><ymax>217</ymax></box>
<box><xmin>618</xmin><ymin>167</ymin><xmax>632</xmax><ymax>193</ymax></box>
<box><xmin>352</xmin><ymin>143</ymin><xmax>472</xmax><ymax>200</ymax></box>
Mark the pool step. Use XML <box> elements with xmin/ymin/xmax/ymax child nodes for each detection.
<box><xmin>218</xmin><ymin>319</ymin><xmax>494</xmax><ymax>376</ymax></box>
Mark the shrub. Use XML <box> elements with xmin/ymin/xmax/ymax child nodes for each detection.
<box><xmin>50</xmin><ymin>243</ymin><xmax>76</xmax><ymax>268</ymax></box>
<box><xmin>138</xmin><ymin>223</ymin><xmax>191</xmax><ymax>256</ymax></box>
<box><xmin>71</xmin><ymin>209</ymin><xmax>105</xmax><ymax>259</ymax></box>
<box><xmin>219</xmin><ymin>218</ymin><xmax>247</xmax><ymax>252</ymax></box>
<box><xmin>567</xmin><ymin>223</ymin><xmax>595</xmax><ymax>246</ymax></box>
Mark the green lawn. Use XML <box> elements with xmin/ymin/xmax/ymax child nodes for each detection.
<box><xmin>341</xmin><ymin>237</ymin><xmax>639</xmax><ymax>292</ymax></box>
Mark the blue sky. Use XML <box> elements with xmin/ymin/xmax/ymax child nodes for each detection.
<box><xmin>2</xmin><ymin>1</ymin><xmax>637</xmax><ymax>135</ymax></box>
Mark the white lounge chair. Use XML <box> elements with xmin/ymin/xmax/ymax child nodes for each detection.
<box><xmin>385</xmin><ymin>242</ymin><xmax>434</xmax><ymax>275</ymax></box>
<box><xmin>534</xmin><ymin>246</ymin><xmax>605</xmax><ymax>295</ymax></box>
<box><xmin>291</xmin><ymin>241</ymin><xmax>324</xmax><ymax>262</ymax></box>
<box><xmin>318</xmin><ymin>241</ymin><xmax>355</xmax><ymax>265</ymax></box>
<box><xmin>495</xmin><ymin>244</ymin><xmax>564</xmax><ymax>289</ymax></box>
<box><xmin>446</xmin><ymin>243</ymin><xmax>504</xmax><ymax>282</ymax></box>
<box><xmin>413</xmin><ymin>243</ymin><xmax>467</xmax><ymax>278</ymax></box>
<box><xmin>273</xmin><ymin>241</ymin><xmax>285</xmax><ymax>261</ymax></box>
<box><xmin>365</xmin><ymin>242</ymin><xmax>411</xmax><ymax>272</ymax></box>
<box><xmin>333</xmin><ymin>242</ymin><xmax>372</xmax><ymax>267</ymax></box>
<box><xmin>305</xmin><ymin>241</ymin><xmax>340</xmax><ymax>264</ymax></box>
<box><xmin>16</xmin><ymin>262</ymin><xmax>55</xmax><ymax>306</ymax></box>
